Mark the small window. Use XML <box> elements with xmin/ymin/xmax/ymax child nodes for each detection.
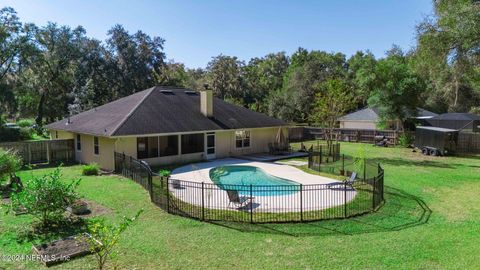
<box><xmin>55</xmin><ymin>131</ymin><xmax>58</xmax><ymax>139</ymax></box>
<box><xmin>235</xmin><ymin>130</ymin><xmax>250</xmax><ymax>148</ymax></box>
<box><xmin>76</xmin><ymin>134</ymin><xmax>82</xmax><ymax>151</ymax></box>
<box><xmin>94</xmin><ymin>136</ymin><xmax>99</xmax><ymax>155</ymax></box>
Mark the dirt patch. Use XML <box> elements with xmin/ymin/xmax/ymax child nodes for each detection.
<box><xmin>68</xmin><ymin>200</ymin><xmax>112</xmax><ymax>218</ymax></box>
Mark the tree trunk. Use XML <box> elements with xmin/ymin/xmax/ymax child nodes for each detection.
<box><xmin>36</xmin><ymin>92</ymin><xmax>46</xmax><ymax>126</ymax></box>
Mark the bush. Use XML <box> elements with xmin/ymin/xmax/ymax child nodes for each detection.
<box><xmin>0</xmin><ymin>126</ymin><xmax>33</xmax><ymax>142</ymax></box>
<box><xmin>10</xmin><ymin>167</ymin><xmax>81</xmax><ymax>227</ymax></box>
<box><xmin>0</xmin><ymin>148</ymin><xmax>22</xmax><ymax>184</ymax></box>
<box><xmin>158</xmin><ymin>169</ymin><xmax>171</xmax><ymax>177</ymax></box>
<box><xmin>86</xmin><ymin>210</ymin><xmax>143</xmax><ymax>270</ymax></box>
<box><xmin>83</xmin><ymin>163</ymin><xmax>100</xmax><ymax>176</ymax></box>
<box><xmin>399</xmin><ymin>133</ymin><xmax>414</xmax><ymax>148</ymax></box>
<box><xmin>16</xmin><ymin>119</ymin><xmax>34</xmax><ymax>128</ymax></box>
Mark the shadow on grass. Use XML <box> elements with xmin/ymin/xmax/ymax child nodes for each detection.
<box><xmin>208</xmin><ymin>186</ymin><xmax>432</xmax><ymax>237</ymax></box>
<box><xmin>15</xmin><ymin>217</ymin><xmax>88</xmax><ymax>244</ymax></box>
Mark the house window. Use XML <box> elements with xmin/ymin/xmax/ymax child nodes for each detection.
<box><xmin>136</xmin><ymin>137</ymin><xmax>157</xmax><ymax>159</ymax></box>
<box><xmin>235</xmin><ymin>130</ymin><xmax>250</xmax><ymax>148</ymax></box>
<box><xmin>159</xmin><ymin>135</ymin><xmax>178</xmax><ymax>156</ymax></box>
<box><xmin>76</xmin><ymin>134</ymin><xmax>82</xmax><ymax>151</ymax></box>
<box><xmin>181</xmin><ymin>133</ymin><xmax>204</xmax><ymax>154</ymax></box>
<box><xmin>94</xmin><ymin>136</ymin><xmax>99</xmax><ymax>155</ymax></box>
<box><xmin>55</xmin><ymin>131</ymin><xmax>58</xmax><ymax>139</ymax></box>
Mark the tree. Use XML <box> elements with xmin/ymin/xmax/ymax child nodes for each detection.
<box><xmin>206</xmin><ymin>55</ymin><xmax>245</xmax><ymax>100</ymax></box>
<box><xmin>10</xmin><ymin>167</ymin><xmax>81</xmax><ymax>227</ymax></box>
<box><xmin>15</xmin><ymin>23</ymin><xmax>86</xmax><ymax>125</ymax></box>
<box><xmin>415</xmin><ymin>0</ymin><xmax>480</xmax><ymax>112</ymax></box>
<box><xmin>309</xmin><ymin>79</ymin><xmax>355</xmax><ymax>141</ymax></box>
<box><xmin>86</xmin><ymin>210</ymin><xmax>143</xmax><ymax>270</ymax></box>
<box><xmin>153</xmin><ymin>60</ymin><xmax>189</xmax><ymax>87</ymax></box>
<box><xmin>243</xmin><ymin>52</ymin><xmax>289</xmax><ymax>112</ymax></box>
<box><xmin>0</xmin><ymin>148</ymin><xmax>21</xmax><ymax>184</ymax></box>
<box><xmin>106</xmin><ymin>25</ymin><xmax>165</xmax><ymax>96</ymax></box>
<box><xmin>279</xmin><ymin>50</ymin><xmax>348</xmax><ymax>123</ymax></box>
<box><xmin>347</xmin><ymin>50</ymin><xmax>377</xmax><ymax>107</ymax></box>
<box><xmin>368</xmin><ymin>47</ymin><xmax>426</xmax><ymax>130</ymax></box>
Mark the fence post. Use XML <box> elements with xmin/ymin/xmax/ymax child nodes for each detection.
<box><xmin>344</xmin><ymin>182</ymin><xmax>347</xmax><ymax>218</ymax></box>
<box><xmin>201</xmin><ymin>182</ymin><xmax>205</xmax><ymax>220</ymax></box>
<box><xmin>250</xmin><ymin>184</ymin><xmax>254</xmax><ymax>223</ymax></box>
<box><xmin>372</xmin><ymin>176</ymin><xmax>376</xmax><ymax>210</ymax></box>
<box><xmin>300</xmin><ymin>184</ymin><xmax>303</xmax><ymax>222</ymax></box>
<box><xmin>166</xmin><ymin>177</ymin><xmax>170</xmax><ymax>213</ymax></box>
<box><xmin>46</xmin><ymin>141</ymin><xmax>51</xmax><ymax>164</ymax></box>
<box><xmin>149</xmin><ymin>172</ymin><xmax>153</xmax><ymax>202</ymax></box>
<box><xmin>363</xmin><ymin>158</ymin><xmax>366</xmax><ymax>181</ymax></box>
<box><xmin>27</xmin><ymin>143</ymin><xmax>31</xmax><ymax>164</ymax></box>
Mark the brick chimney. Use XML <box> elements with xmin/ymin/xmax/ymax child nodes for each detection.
<box><xmin>200</xmin><ymin>86</ymin><xmax>213</xmax><ymax>118</ymax></box>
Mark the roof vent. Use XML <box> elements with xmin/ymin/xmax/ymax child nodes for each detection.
<box><xmin>184</xmin><ymin>90</ymin><xmax>198</xmax><ymax>95</ymax></box>
<box><xmin>160</xmin><ymin>90</ymin><xmax>174</xmax><ymax>94</ymax></box>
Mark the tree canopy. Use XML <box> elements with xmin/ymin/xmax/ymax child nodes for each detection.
<box><xmin>1</xmin><ymin>1</ymin><xmax>479</xmax><ymax>128</ymax></box>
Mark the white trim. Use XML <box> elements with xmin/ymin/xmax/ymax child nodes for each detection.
<box><xmin>234</xmin><ymin>129</ymin><xmax>251</xmax><ymax>150</ymax></box>
<box><xmin>93</xmin><ymin>136</ymin><xmax>100</xmax><ymax>156</ymax></box>
<box><xmin>75</xmin><ymin>134</ymin><xmax>82</xmax><ymax>152</ymax></box>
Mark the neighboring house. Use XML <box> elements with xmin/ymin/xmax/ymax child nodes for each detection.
<box><xmin>46</xmin><ymin>86</ymin><xmax>287</xmax><ymax>170</ymax></box>
<box><xmin>426</xmin><ymin>113</ymin><xmax>480</xmax><ymax>133</ymax></box>
<box><xmin>338</xmin><ymin>107</ymin><xmax>438</xmax><ymax>130</ymax></box>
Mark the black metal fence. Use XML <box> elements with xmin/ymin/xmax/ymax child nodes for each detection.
<box><xmin>114</xmin><ymin>152</ymin><xmax>384</xmax><ymax>223</ymax></box>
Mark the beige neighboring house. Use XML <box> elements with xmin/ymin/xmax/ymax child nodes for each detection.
<box><xmin>338</xmin><ymin>107</ymin><xmax>438</xmax><ymax>130</ymax></box>
<box><xmin>46</xmin><ymin>86</ymin><xmax>288</xmax><ymax>170</ymax></box>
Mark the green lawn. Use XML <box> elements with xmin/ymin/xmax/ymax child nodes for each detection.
<box><xmin>1</xmin><ymin>142</ymin><xmax>480</xmax><ymax>269</ymax></box>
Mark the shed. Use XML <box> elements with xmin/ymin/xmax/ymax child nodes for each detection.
<box><xmin>426</xmin><ymin>113</ymin><xmax>480</xmax><ymax>132</ymax></box>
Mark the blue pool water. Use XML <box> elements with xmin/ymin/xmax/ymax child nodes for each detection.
<box><xmin>209</xmin><ymin>165</ymin><xmax>300</xmax><ymax>196</ymax></box>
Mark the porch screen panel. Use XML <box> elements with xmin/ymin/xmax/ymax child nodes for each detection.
<box><xmin>159</xmin><ymin>135</ymin><xmax>178</xmax><ymax>156</ymax></box>
<box><xmin>181</xmin><ymin>133</ymin><xmax>204</xmax><ymax>154</ymax></box>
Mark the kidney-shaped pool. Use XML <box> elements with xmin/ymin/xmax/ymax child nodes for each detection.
<box><xmin>209</xmin><ymin>165</ymin><xmax>300</xmax><ymax>196</ymax></box>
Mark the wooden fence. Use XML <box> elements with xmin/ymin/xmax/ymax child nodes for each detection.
<box><xmin>289</xmin><ymin>126</ymin><xmax>480</xmax><ymax>153</ymax></box>
<box><xmin>0</xmin><ymin>139</ymin><xmax>75</xmax><ymax>164</ymax></box>
<box><xmin>289</xmin><ymin>127</ymin><xmax>400</xmax><ymax>145</ymax></box>
<box><xmin>457</xmin><ymin>132</ymin><xmax>480</xmax><ymax>153</ymax></box>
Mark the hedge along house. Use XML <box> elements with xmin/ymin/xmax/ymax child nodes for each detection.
<box><xmin>46</xmin><ymin>86</ymin><xmax>287</xmax><ymax>170</ymax></box>
<box><xmin>338</xmin><ymin>107</ymin><xmax>438</xmax><ymax>130</ymax></box>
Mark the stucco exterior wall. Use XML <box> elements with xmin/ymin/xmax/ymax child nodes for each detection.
<box><xmin>339</xmin><ymin>121</ymin><xmax>377</xmax><ymax>130</ymax></box>
<box><xmin>50</xmin><ymin>130</ymin><xmax>75</xmax><ymax>140</ymax></box>
<box><xmin>48</xmin><ymin>126</ymin><xmax>286</xmax><ymax>170</ymax></box>
<box><xmin>74</xmin><ymin>133</ymin><xmax>116</xmax><ymax>171</ymax></box>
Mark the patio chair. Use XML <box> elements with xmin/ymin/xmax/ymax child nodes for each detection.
<box><xmin>226</xmin><ymin>190</ymin><xmax>254</xmax><ymax>208</ymax></box>
<box><xmin>327</xmin><ymin>172</ymin><xmax>357</xmax><ymax>189</ymax></box>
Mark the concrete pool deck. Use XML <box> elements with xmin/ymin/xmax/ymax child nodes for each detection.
<box><xmin>170</xmin><ymin>158</ymin><xmax>357</xmax><ymax>212</ymax></box>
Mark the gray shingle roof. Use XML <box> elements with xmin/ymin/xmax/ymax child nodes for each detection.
<box><xmin>338</xmin><ymin>107</ymin><xmax>438</xmax><ymax>121</ymax></box>
<box><xmin>46</xmin><ymin>86</ymin><xmax>286</xmax><ymax>137</ymax></box>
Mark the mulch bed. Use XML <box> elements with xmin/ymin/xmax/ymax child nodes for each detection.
<box><xmin>67</xmin><ymin>200</ymin><xmax>112</xmax><ymax>218</ymax></box>
<box><xmin>32</xmin><ymin>233</ymin><xmax>98</xmax><ymax>267</ymax></box>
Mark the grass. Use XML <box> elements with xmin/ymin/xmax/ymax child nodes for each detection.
<box><xmin>1</xmin><ymin>141</ymin><xmax>480</xmax><ymax>269</ymax></box>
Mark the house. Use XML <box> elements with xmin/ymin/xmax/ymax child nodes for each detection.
<box><xmin>338</xmin><ymin>107</ymin><xmax>438</xmax><ymax>130</ymax></box>
<box><xmin>46</xmin><ymin>86</ymin><xmax>287</xmax><ymax>170</ymax></box>
<box><xmin>426</xmin><ymin>113</ymin><xmax>480</xmax><ymax>133</ymax></box>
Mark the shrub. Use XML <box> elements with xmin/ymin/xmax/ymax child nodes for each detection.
<box><xmin>0</xmin><ymin>148</ymin><xmax>22</xmax><ymax>184</ymax></box>
<box><xmin>10</xmin><ymin>167</ymin><xmax>81</xmax><ymax>227</ymax></box>
<box><xmin>0</xmin><ymin>126</ymin><xmax>33</xmax><ymax>142</ymax></box>
<box><xmin>86</xmin><ymin>210</ymin><xmax>143</xmax><ymax>270</ymax></box>
<box><xmin>16</xmin><ymin>119</ymin><xmax>34</xmax><ymax>128</ymax></box>
<box><xmin>83</xmin><ymin>163</ymin><xmax>100</xmax><ymax>176</ymax></box>
<box><xmin>158</xmin><ymin>169</ymin><xmax>171</xmax><ymax>177</ymax></box>
<box><xmin>399</xmin><ymin>133</ymin><xmax>414</xmax><ymax>148</ymax></box>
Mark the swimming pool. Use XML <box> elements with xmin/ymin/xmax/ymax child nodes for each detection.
<box><xmin>209</xmin><ymin>165</ymin><xmax>300</xmax><ymax>196</ymax></box>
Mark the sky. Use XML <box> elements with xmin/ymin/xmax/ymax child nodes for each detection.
<box><xmin>2</xmin><ymin>0</ymin><xmax>433</xmax><ymax>68</ymax></box>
